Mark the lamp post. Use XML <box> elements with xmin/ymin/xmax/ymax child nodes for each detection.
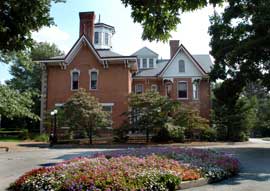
<box><xmin>50</xmin><ymin>109</ymin><xmax>58</xmax><ymax>146</ymax></box>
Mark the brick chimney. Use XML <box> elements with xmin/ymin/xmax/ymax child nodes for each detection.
<box><xmin>79</xmin><ymin>12</ymin><xmax>95</xmax><ymax>43</ymax></box>
<box><xmin>169</xmin><ymin>40</ymin><xmax>179</xmax><ymax>58</ymax></box>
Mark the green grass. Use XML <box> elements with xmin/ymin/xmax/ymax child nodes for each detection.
<box><xmin>0</xmin><ymin>137</ymin><xmax>22</xmax><ymax>142</ymax></box>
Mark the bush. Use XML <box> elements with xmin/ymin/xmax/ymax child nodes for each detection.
<box><xmin>167</xmin><ymin>123</ymin><xmax>185</xmax><ymax>142</ymax></box>
<box><xmin>113</xmin><ymin>123</ymin><xmax>129</xmax><ymax>143</ymax></box>
<box><xmin>152</xmin><ymin>123</ymin><xmax>185</xmax><ymax>143</ymax></box>
<box><xmin>33</xmin><ymin>133</ymin><xmax>49</xmax><ymax>142</ymax></box>
<box><xmin>200</xmin><ymin>128</ymin><xmax>217</xmax><ymax>142</ymax></box>
<box><xmin>173</xmin><ymin>106</ymin><xmax>209</xmax><ymax>140</ymax></box>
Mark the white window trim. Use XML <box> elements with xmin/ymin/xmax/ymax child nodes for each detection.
<box><xmin>135</xmin><ymin>84</ymin><xmax>144</xmax><ymax>93</ymax></box>
<box><xmin>179</xmin><ymin>60</ymin><xmax>185</xmax><ymax>73</ymax></box>
<box><xmin>101</xmin><ymin>103</ymin><xmax>115</xmax><ymax>106</ymax></box>
<box><xmin>70</xmin><ymin>68</ymin><xmax>80</xmax><ymax>91</ymax></box>
<box><xmin>192</xmin><ymin>81</ymin><xmax>199</xmax><ymax>100</ymax></box>
<box><xmin>149</xmin><ymin>58</ymin><xmax>154</xmax><ymax>68</ymax></box>
<box><xmin>89</xmin><ymin>68</ymin><xmax>99</xmax><ymax>90</ymax></box>
<box><xmin>177</xmin><ymin>81</ymin><xmax>188</xmax><ymax>100</ymax></box>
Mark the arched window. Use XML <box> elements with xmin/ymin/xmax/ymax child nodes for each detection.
<box><xmin>89</xmin><ymin>69</ymin><xmax>98</xmax><ymax>90</ymax></box>
<box><xmin>179</xmin><ymin>60</ymin><xmax>185</xmax><ymax>72</ymax></box>
<box><xmin>70</xmin><ymin>69</ymin><xmax>80</xmax><ymax>90</ymax></box>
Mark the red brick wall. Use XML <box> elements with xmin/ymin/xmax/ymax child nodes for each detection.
<box><xmin>47</xmin><ymin>45</ymin><xmax>131</xmax><ymax>128</ymax></box>
<box><xmin>133</xmin><ymin>77</ymin><xmax>210</xmax><ymax>119</ymax></box>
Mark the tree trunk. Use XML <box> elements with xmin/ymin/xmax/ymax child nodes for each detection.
<box><xmin>89</xmin><ymin>126</ymin><xmax>93</xmax><ymax>145</ymax></box>
<box><xmin>146</xmin><ymin>126</ymin><xmax>149</xmax><ymax>143</ymax></box>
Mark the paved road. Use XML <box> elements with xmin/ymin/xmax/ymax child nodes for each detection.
<box><xmin>0</xmin><ymin>140</ymin><xmax>270</xmax><ymax>191</ymax></box>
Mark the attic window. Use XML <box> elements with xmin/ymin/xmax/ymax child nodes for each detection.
<box><xmin>149</xmin><ymin>59</ymin><xmax>154</xmax><ymax>68</ymax></box>
<box><xmin>142</xmin><ymin>59</ymin><xmax>147</xmax><ymax>68</ymax></box>
<box><xmin>179</xmin><ymin>60</ymin><xmax>185</xmax><ymax>73</ymax></box>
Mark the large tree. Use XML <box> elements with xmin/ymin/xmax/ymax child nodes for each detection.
<box><xmin>0</xmin><ymin>0</ymin><xmax>64</xmax><ymax>58</ymax></box>
<box><xmin>64</xmin><ymin>89</ymin><xmax>109</xmax><ymax>144</ymax></box>
<box><xmin>0</xmin><ymin>85</ymin><xmax>38</xmax><ymax>120</ymax></box>
<box><xmin>4</xmin><ymin>42</ymin><xmax>63</xmax><ymax>130</ymax></box>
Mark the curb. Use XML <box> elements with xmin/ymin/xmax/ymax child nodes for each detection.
<box><xmin>178</xmin><ymin>178</ymin><xmax>210</xmax><ymax>190</ymax></box>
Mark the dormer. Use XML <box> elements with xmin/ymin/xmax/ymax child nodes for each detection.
<box><xmin>132</xmin><ymin>47</ymin><xmax>158</xmax><ymax>70</ymax></box>
<box><xmin>94</xmin><ymin>21</ymin><xmax>115</xmax><ymax>49</ymax></box>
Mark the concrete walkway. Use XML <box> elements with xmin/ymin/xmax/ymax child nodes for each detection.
<box><xmin>1</xmin><ymin>140</ymin><xmax>270</xmax><ymax>191</ymax></box>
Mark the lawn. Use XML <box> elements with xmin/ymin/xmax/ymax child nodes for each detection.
<box><xmin>0</xmin><ymin>137</ymin><xmax>22</xmax><ymax>142</ymax></box>
<box><xmin>8</xmin><ymin>147</ymin><xmax>240</xmax><ymax>191</ymax></box>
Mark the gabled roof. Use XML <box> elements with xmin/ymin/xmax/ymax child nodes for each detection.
<box><xmin>132</xmin><ymin>46</ymin><xmax>159</xmax><ymax>57</ymax></box>
<box><xmin>158</xmin><ymin>44</ymin><xmax>207</xmax><ymax>76</ymax></box>
<box><xmin>38</xmin><ymin>35</ymin><xmax>137</xmax><ymax>64</ymax></box>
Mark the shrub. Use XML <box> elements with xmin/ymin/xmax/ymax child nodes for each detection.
<box><xmin>173</xmin><ymin>106</ymin><xmax>209</xmax><ymax>140</ymax></box>
<box><xmin>167</xmin><ymin>123</ymin><xmax>185</xmax><ymax>142</ymax></box>
<box><xmin>113</xmin><ymin>123</ymin><xmax>129</xmax><ymax>143</ymax></box>
<box><xmin>200</xmin><ymin>128</ymin><xmax>217</xmax><ymax>142</ymax></box>
<box><xmin>33</xmin><ymin>133</ymin><xmax>49</xmax><ymax>142</ymax></box>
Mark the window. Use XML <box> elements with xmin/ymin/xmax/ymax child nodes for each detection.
<box><xmin>178</xmin><ymin>81</ymin><xmax>188</xmax><ymax>99</ymax></box>
<box><xmin>90</xmin><ymin>70</ymin><xmax>98</xmax><ymax>90</ymax></box>
<box><xmin>135</xmin><ymin>84</ymin><xmax>143</xmax><ymax>94</ymax></box>
<box><xmin>71</xmin><ymin>70</ymin><xmax>79</xmax><ymax>90</ymax></box>
<box><xmin>149</xmin><ymin>59</ymin><xmax>154</xmax><ymax>68</ymax></box>
<box><xmin>137</xmin><ymin>59</ymin><xmax>141</xmax><ymax>69</ymax></box>
<box><xmin>105</xmin><ymin>33</ymin><xmax>109</xmax><ymax>45</ymax></box>
<box><xmin>179</xmin><ymin>60</ymin><xmax>185</xmax><ymax>73</ymax></box>
<box><xmin>94</xmin><ymin>32</ymin><xmax>99</xmax><ymax>44</ymax></box>
<box><xmin>151</xmin><ymin>84</ymin><xmax>158</xmax><ymax>92</ymax></box>
<box><xmin>142</xmin><ymin>58</ymin><xmax>147</xmax><ymax>68</ymax></box>
<box><xmin>102</xmin><ymin>104</ymin><xmax>113</xmax><ymax>128</ymax></box>
<box><xmin>193</xmin><ymin>81</ymin><xmax>199</xmax><ymax>100</ymax></box>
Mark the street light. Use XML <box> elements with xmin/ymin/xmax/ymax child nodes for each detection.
<box><xmin>50</xmin><ymin>109</ymin><xmax>58</xmax><ymax>146</ymax></box>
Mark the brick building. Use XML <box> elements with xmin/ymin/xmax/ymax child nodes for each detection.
<box><xmin>39</xmin><ymin>11</ymin><xmax>212</xmax><ymax>132</ymax></box>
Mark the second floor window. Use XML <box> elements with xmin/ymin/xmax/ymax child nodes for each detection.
<box><xmin>71</xmin><ymin>71</ymin><xmax>79</xmax><ymax>90</ymax></box>
<box><xmin>142</xmin><ymin>58</ymin><xmax>147</xmax><ymax>68</ymax></box>
<box><xmin>193</xmin><ymin>81</ymin><xmax>199</xmax><ymax>100</ymax></box>
<box><xmin>90</xmin><ymin>71</ymin><xmax>98</xmax><ymax>90</ymax></box>
<box><xmin>178</xmin><ymin>81</ymin><xmax>188</xmax><ymax>99</ymax></box>
<box><xmin>179</xmin><ymin>60</ymin><xmax>185</xmax><ymax>73</ymax></box>
<box><xmin>94</xmin><ymin>32</ymin><xmax>99</xmax><ymax>44</ymax></box>
<box><xmin>149</xmin><ymin>58</ymin><xmax>154</xmax><ymax>68</ymax></box>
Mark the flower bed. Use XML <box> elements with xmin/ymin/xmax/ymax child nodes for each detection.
<box><xmin>8</xmin><ymin>147</ymin><xmax>240</xmax><ymax>191</ymax></box>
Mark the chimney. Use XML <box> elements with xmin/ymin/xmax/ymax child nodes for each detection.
<box><xmin>169</xmin><ymin>40</ymin><xmax>179</xmax><ymax>58</ymax></box>
<box><xmin>79</xmin><ymin>12</ymin><xmax>95</xmax><ymax>43</ymax></box>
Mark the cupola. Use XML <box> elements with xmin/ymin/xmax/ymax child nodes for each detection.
<box><xmin>94</xmin><ymin>15</ymin><xmax>115</xmax><ymax>49</ymax></box>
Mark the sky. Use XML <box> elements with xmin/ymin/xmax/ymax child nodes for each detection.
<box><xmin>0</xmin><ymin>0</ymin><xmax>220</xmax><ymax>84</ymax></box>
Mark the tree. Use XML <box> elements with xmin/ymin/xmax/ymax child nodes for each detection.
<box><xmin>5</xmin><ymin>42</ymin><xmax>63</xmax><ymax>131</ymax></box>
<box><xmin>127</xmin><ymin>90</ymin><xmax>179</xmax><ymax>142</ymax></box>
<box><xmin>63</xmin><ymin>89</ymin><xmax>109</xmax><ymax>144</ymax></box>
<box><xmin>121</xmin><ymin>0</ymin><xmax>223</xmax><ymax>42</ymax></box>
<box><xmin>0</xmin><ymin>85</ymin><xmax>38</xmax><ymax>120</ymax></box>
<box><xmin>209</xmin><ymin>0</ymin><xmax>270</xmax><ymax>93</ymax></box>
<box><xmin>0</xmin><ymin>0</ymin><xmax>65</xmax><ymax>57</ymax></box>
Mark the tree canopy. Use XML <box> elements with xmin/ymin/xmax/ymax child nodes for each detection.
<box><xmin>64</xmin><ymin>89</ymin><xmax>109</xmax><ymax>144</ymax></box>
<box><xmin>0</xmin><ymin>0</ymin><xmax>64</xmax><ymax>55</ymax></box>
<box><xmin>0</xmin><ymin>84</ymin><xmax>38</xmax><ymax>120</ymax></box>
<box><xmin>121</xmin><ymin>0</ymin><xmax>224</xmax><ymax>42</ymax></box>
